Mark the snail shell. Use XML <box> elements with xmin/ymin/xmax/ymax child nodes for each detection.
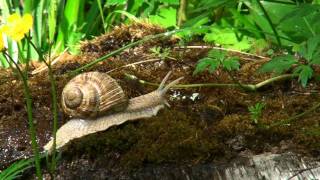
<box><xmin>61</xmin><ymin>72</ymin><xmax>128</xmax><ymax>119</ymax></box>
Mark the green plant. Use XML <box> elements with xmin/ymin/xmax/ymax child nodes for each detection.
<box><xmin>150</xmin><ymin>46</ymin><xmax>173</xmax><ymax>60</ymax></box>
<box><xmin>0</xmin><ymin>158</ymin><xmax>34</xmax><ymax>179</ymax></box>
<box><xmin>260</xmin><ymin>35</ymin><xmax>320</xmax><ymax>87</ymax></box>
<box><xmin>0</xmin><ymin>0</ymin><xmax>318</xmax><ymax>68</ymax></box>
<box><xmin>0</xmin><ymin>13</ymin><xmax>43</xmax><ymax>179</ymax></box>
<box><xmin>193</xmin><ymin>49</ymin><xmax>240</xmax><ymax>75</ymax></box>
<box><xmin>248</xmin><ymin>102</ymin><xmax>266</xmax><ymax>125</ymax></box>
<box><xmin>0</xmin><ymin>12</ymin><xmax>60</xmax><ymax>178</ymax></box>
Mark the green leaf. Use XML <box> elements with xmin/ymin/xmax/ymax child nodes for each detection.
<box><xmin>0</xmin><ymin>157</ymin><xmax>34</xmax><ymax>180</ymax></box>
<box><xmin>190</xmin><ymin>0</ymin><xmax>230</xmax><ymax>14</ymax></box>
<box><xmin>126</xmin><ymin>0</ymin><xmax>144</xmax><ymax>16</ymax></box>
<box><xmin>310</xmin><ymin>54</ymin><xmax>320</xmax><ymax>65</ymax></box>
<box><xmin>222</xmin><ymin>57</ymin><xmax>240</xmax><ymax>71</ymax></box>
<box><xmin>306</xmin><ymin>36</ymin><xmax>320</xmax><ymax>61</ymax></box>
<box><xmin>66</xmin><ymin>25</ymin><xmax>85</xmax><ymax>54</ymax></box>
<box><xmin>149</xmin><ymin>7</ymin><xmax>177</xmax><ymax>28</ymax></box>
<box><xmin>297</xmin><ymin>36</ymin><xmax>320</xmax><ymax>62</ymax></box>
<box><xmin>259</xmin><ymin>55</ymin><xmax>298</xmax><ymax>75</ymax></box>
<box><xmin>106</xmin><ymin>0</ymin><xmax>126</xmax><ymax>5</ymax></box>
<box><xmin>280</xmin><ymin>4</ymin><xmax>320</xmax><ymax>22</ymax></box>
<box><xmin>293</xmin><ymin>65</ymin><xmax>313</xmax><ymax>87</ymax></box>
<box><xmin>230</xmin><ymin>9</ymin><xmax>262</xmax><ymax>39</ymax></box>
<box><xmin>48</xmin><ymin>0</ymin><xmax>58</xmax><ymax>42</ymax></box>
<box><xmin>248</xmin><ymin>102</ymin><xmax>265</xmax><ymax>124</ymax></box>
<box><xmin>208</xmin><ymin>49</ymin><xmax>226</xmax><ymax>61</ymax></box>
<box><xmin>183</xmin><ymin>14</ymin><xmax>210</xmax><ymax>28</ymax></box>
<box><xmin>278</xmin><ymin>4</ymin><xmax>320</xmax><ymax>43</ymax></box>
<box><xmin>204</xmin><ymin>25</ymin><xmax>252</xmax><ymax>51</ymax></box>
<box><xmin>160</xmin><ymin>0</ymin><xmax>179</xmax><ymax>5</ymax></box>
<box><xmin>193</xmin><ymin>57</ymin><xmax>220</xmax><ymax>75</ymax></box>
<box><xmin>55</xmin><ymin>0</ymin><xmax>83</xmax><ymax>52</ymax></box>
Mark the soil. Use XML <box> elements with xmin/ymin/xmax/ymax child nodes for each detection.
<box><xmin>0</xmin><ymin>22</ymin><xmax>319</xmax><ymax>178</ymax></box>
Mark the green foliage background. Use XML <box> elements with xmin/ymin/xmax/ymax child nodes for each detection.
<box><xmin>1</xmin><ymin>0</ymin><xmax>320</xmax><ymax>67</ymax></box>
<box><xmin>1</xmin><ymin>0</ymin><xmax>320</xmax><ymax>178</ymax></box>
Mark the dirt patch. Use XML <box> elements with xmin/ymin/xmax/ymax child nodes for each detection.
<box><xmin>0</xmin><ymin>22</ymin><xmax>319</xmax><ymax>177</ymax></box>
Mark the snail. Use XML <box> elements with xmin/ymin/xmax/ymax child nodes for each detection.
<box><xmin>44</xmin><ymin>71</ymin><xmax>183</xmax><ymax>153</ymax></box>
<box><xmin>61</xmin><ymin>71</ymin><xmax>129</xmax><ymax>119</ymax></box>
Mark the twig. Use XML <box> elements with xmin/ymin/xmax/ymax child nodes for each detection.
<box><xmin>106</xmin><ymin>58</ymin><xmax>161</xmax><ymax>74</ymax></box>
<box><xmin>174</xmin><ymin>45</ymin><xmax>270</xmax><ymax>60</ymax></box>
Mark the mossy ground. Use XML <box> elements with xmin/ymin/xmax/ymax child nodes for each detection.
<box><xmin>0</xmin><ymin>23</ymin><xmax>319</xmax><ymax>176</ymax></box>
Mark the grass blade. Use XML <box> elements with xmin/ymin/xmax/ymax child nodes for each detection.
<box><xmin>0</xmin><ymin>158</ymin><xmax>34</xmax><ymax>179</ymax></box>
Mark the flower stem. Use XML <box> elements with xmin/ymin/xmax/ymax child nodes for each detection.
<box><xmin>3</xmin><ymin>52</ymin><xmax>42</xmax><ymax>179</ymax></box>
<box><xmin>26</xmin><ymin>36</ymin><xmax>59</xmax><ymax>175</ymax></box>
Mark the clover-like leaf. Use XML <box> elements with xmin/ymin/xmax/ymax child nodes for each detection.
<box><xmin>248</xmin><ymin>102</ymin><xmax>265</xmax><ymax>124</ymax></box>
<box><xmin>298</xmin><ymin>35</ymin><xmax>320</xmax><ymax>61</ymax></box>
<box><xmin>259</xmin><ymin>55</ymin><xmax>298</xmax><ymax>75</ymax></box>
<box><xmin>193</xmin><ymin>57</ymin><xmax>220</xmax><ymax>75</ymax></box>
<box><xmin>207</xmin><ymin>49</ymin><xmax>226</xmax><ymax>61</ymax></box>
<box><xmin>306</xmin><ymin>36</ymin><xmax>320</xmax><ymax>61</ymax></box>
<box><xmin>222</xmin><ymin>57</ymin><xmax>240</xmax><ymax>71</ymax></box>
<box><xmin>310</xmin><ymin>54</ymin><xmax>320</xmax><ymax>65</ymax></box>
<box><xmin>293</xmin><ymin>65</ymin><xmax>313</xmax><ymax>87</ymax></box>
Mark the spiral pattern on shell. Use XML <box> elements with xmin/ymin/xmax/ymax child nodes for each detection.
<box><xmin>61</xmin><ymin>72</ymin><xmax>128</xmax><ymax>119</ymax></box>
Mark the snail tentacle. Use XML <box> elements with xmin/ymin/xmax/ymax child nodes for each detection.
<box><xmin>160</xmin><ymin>76</ymin><xmax>183</xmax><ymax>95</ymax></box>
<box><xmin>158</xmin><ymin>71</ymin><xmax>172</xmax><ymax>90</ymax></box>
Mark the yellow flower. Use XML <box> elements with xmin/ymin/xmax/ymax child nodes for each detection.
<box><xmin>2</xmin><ymin>13</ymin><xmax>33</xmax><ymax>41</ymax></box>
<box><xmin>0</xmin><ymin>28</ymin><xmax>5</xmax><ymax>51</ymax></box>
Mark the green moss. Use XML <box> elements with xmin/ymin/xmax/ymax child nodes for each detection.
<box><xmin>67</xmin><ymin>110</ymin><xmax>222</xmax><ymax>168</ymax></box>
<box><xmin>215</xmin><ymin>114</ymin><xmax>256</xmax><ymax>136</ymax></box>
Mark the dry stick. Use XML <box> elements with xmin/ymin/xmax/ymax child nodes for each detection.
<box><xmin>174</xmin><ymin>45</ymin><xmax>270</xmax><ymax>60</ymax></box>
<box><xmin>125</xmin><ymin>73</ymin><xmax>297</xmax><ymax>92</ymax></box>
<box><xmin>106</xmin><ymin>58</ymin><xmax>161</xmax><ymax>74</ymax></box>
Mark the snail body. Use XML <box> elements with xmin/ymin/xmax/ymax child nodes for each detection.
<box><xmin>44</xmin><ymin>71</ymin><xmax>182</xmax><ymax>153</ymax></box>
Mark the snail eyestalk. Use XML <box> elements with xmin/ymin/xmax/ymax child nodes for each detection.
<box><xmin>157</xmin><ymin>71</ymin><xmax>184</xmax><ymax>95</ymax></box>
<box><xmin>161</xmin><ymin>76</ymin><xmax>183</xmax><ymax>95</ymax></box>
<box><xmin>158</xmin><ymin>71</ymin><xmax>172</xmax><ymax>90</ymax></box>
